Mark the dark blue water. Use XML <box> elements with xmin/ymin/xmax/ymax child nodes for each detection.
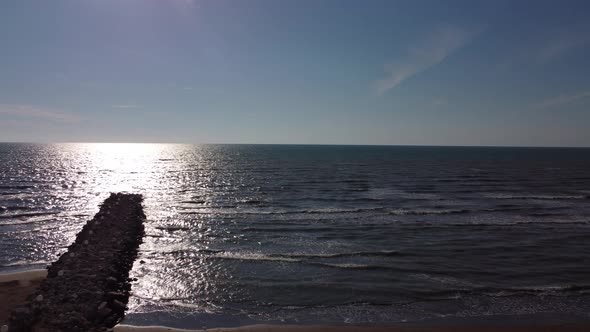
<box><xmin>1</xmin><ymin>143</ymin><xmax>590</xmax><ymax>327</ymax></box>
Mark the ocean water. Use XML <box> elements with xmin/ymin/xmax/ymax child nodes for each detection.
<box><xmin>1</xmin><ymin>143</ymin><xmax>590</xmax><ymax>327</ymax></box>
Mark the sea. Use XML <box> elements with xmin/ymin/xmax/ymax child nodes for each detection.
<box><xmin>1</xmin><ymin>143</ymin><xmax>590</xmax><ymax>328</ymax></box>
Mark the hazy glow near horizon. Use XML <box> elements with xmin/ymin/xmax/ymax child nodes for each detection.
<box><xmin>83</xmin><ymin>143</ymin><xmax>163</xmax><ymax>193</ymax></box>
<box><xmin>1</xmin><ymin>0</ymin><xmax>590</xmax><ymax>146</ymax></box>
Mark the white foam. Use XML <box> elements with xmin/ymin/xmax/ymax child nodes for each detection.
<box><xmin>213</xmin><ymin>252</ymin><xmax>301</xmax><ymax>263</ymax></box>
<box><xmin>319</xmin><ymin>263</ymin><xmax>372</xmax><ymax>269</ymax></box>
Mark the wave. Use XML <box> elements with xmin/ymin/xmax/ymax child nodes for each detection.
<box><xmin>418</xmin><ymin>219</ymin><xmax>590</xmax><ymax>228</ymax></box>
<box><xmin>483</xmin><ymin>205</ymin><xmax>568</xmax><ymax>213</ymax></box>
<box><xmin>0</xmin><ymin>211</ymin><xmax>58</xmax><ymax>220</ymax></box>
<box><xmin>277</xmin><ymin>250</ymin><xmax>401</xmax><ymax>259</ymax></box>
<box><xmin>155</xmin><ymin>226</ymin><xmax>190</xmax><ymax>232</ymax></box>
<box><xmin>0</xmin><ymin>205</ymin><xmax>33</xmax><ymax>213</ymax></box>
<box><xmin>290</xmin><ymin>197</ymin><xmax>384</xmax><ymax>203</ymax></box>
<box><xmin>178</xmin><ymin>204</ymin><xmax>578</xmax><ymax>218</ymax></box>
<box><xmin>212</xmin><ymin>252</ymin><xmax>301</xmax><ymax>263</ymax></box>
<box><xmin>0</xmin><ymin>218</ymin><xmax>54</xmax><ymax>226</ymax></box>
<box><xmin>177</xmin><ymin>203</ymin><xmax>575</xmax><ymax>216</ymax></box>
<box><xmin>204</xmin><ymin>250</ymin><xmax>401</xmax><ymax>265</ymax></box>
<box><xmin>179</xmin><ymin>207</ymin><xmax>385</xmax><ymax>216</ymax></box>
<box><xmin>202</xmin><ymin>250</ymin><xmax>404</xmax><ymax>269</ymax></box>
<box><xmin>479</xmin><ymin>285</ymin><xmax>590</xmax><ymax>298</ymax></box>
<box><xmin>238</xmin><ymin>199</ymin><xmax>265</xmax><ymax>205</ymax></box>
<box><xmin>410</xmin><ymin>283</ymin><xmax>590</xmax><ymax>301</ymax></box>
<box><xmin>411</xmin><ymin>273</ymin><xmax>481</xmax><ymax>288</ymax></box>
<box><xmin>179</xmin><ymin>200</ymin><xmax>206</xmax><ymax>204</ymax></box>
<box><xmin>387</xmin><ymin>208</ymin><xmax>470</xmax><ymax>216</ymax></box>
<box><xmin>242</xmin><ymin>226</ymin><xmax>341</xmax><ymax>233</ymax></box>
<box><xmin>312</xmin><ymin>262</ymin><xmax>392</xmax><ymax>270</ymax></box>
<box><xmin>299</xmin><ymin>207</ymin><xmax>384</xmax><ymax>214</ymax></box>
<box><xmin>387</xmin><ymin>205</ymin><xmax>574</xmax><ymax>217</ymax></box>
<box><xmin>495</xmin><ymin>203</ymin><xmax>522</xmax><ymax>208</ymax></box>
<box><xmin>179</xmin><ymin>206</ymin><xmax>477</xmax><ymax>216</ymax></box>
<box><xmin>0</xmin><ymin>193</ymin><xmax>33</xmax><ymax>200</ymax></box>
<box><xmin>527</xmin><ymin>212</ymin><xmax>567</xmax><ymax>217</ymax></box>
<box><xmin>0</xmin><ymin>185</ymin><xmax>35</xmax><ymax>190</ymax></box>
<box><xmin>399</xmin><ymin>194</ymin><xmax>443</xmax><ymax>200</ymax></box>
<box><xmin>485</xmin><ymin>193</ymin><xmax>587</xmax><ymax>200</ymax></box>
<box><xmin>195</xmin><ymin>248</ymin><xmax>224</xmax><ymax>255</ymax></box>
<box><xmin>157</xmin><ymin>248</ymin><xmax>224</xmax><ymax>256</ymax></box>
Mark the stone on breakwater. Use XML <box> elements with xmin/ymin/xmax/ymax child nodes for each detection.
<box><xmin>7</xmin><ymin>193</ymin><xmax>145</xmax><ymax>332</ymax></box>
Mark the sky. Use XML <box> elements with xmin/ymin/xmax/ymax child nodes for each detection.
<box><xmin>1</xmin><ymin>0</ymin><xmax>589</xmax><ymax>146</ymax></box>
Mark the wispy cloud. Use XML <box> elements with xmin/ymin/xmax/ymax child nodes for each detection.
<box><xmin>172</xmin><ymin>0</ymin><xmax>200</xmax><ymax>10</ymax></box>
<box><xmin>535</xmin><ymin>26</ymin><xmax>590</xmax><ymax>64</ymax></box>
<box><xmin>537</xmin><ymin>38</ymin><xmax>586</xmax><ymax>64</ymax></box>
<box><xmin>0</xmin><ymin>104</ymin><xmax>80</xmax><ymax>123</ymax></box>
<box><xmin>375</xmin><ymin>25</ymin><xmax>478</xmax><ymax>95</ymax></box>
<box><xmin>539</xmin><ymin>90</ymin><xmax>590</xmax><ymax>109</ymax></box>
<box><xmin>495</xmin><ymin>25</ymin><xmax>590</xmax><ymax>70</ymax></box>
<box><xmin>112</xmin><ymin>104</ymin><xmax>141</xmax><ymax>109</ymax></box>
<box><xmin>432</xmin><ymin>98</ymin><xmax>449</xmax><ymax>107</ymax></box>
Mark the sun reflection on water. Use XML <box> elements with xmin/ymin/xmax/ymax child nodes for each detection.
<box><xmin>81</xmin><ymin>143</ymin><xmax>165</xmax><ymax>193</ymax></box>
<box><xmin>65</xmin><ymin>143</ymin><xmax>226</xmax><ymax>314</ymax></box>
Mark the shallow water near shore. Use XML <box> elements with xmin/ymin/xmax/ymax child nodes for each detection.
<box><xmin>1</xmin><ymin>143</ymin><xmax>590</xmax><ymax>328</ymax></box>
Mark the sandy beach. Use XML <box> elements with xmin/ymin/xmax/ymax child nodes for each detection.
<box><xmin>0</xmin><ymin>269</ymin><xmax>46</xmax><ymax>324</ymax></box>
<box><xmin>1</xmin><ymin>269</ymin><xmax>589</xmax><ymax>332</ymax></box>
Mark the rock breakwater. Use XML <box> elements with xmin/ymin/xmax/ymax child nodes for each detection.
<box><xmin>7</xmin><ymin>193</ymin><xmax>145</xmax><ymax>332</ymax></box>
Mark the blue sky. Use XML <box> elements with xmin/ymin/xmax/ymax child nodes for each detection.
<box><xmin>1</xmin><ymin>0</ymin><xmax>589</xmax><ymax>146</ymax></box>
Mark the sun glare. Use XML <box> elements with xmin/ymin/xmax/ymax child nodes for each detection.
<box><xmin>83</xmin><ymin>143</ymin><xmax>164</xmax><ymax>194</ymax></box>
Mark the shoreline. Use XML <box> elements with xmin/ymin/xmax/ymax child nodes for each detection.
<box><xmin>114</xmin><ymin>323</ymin><xmax>590</xmax><ymax>332</ymax></box>
<box><xmin>2</xmin><ymin>270</ymin><xmax>590</xmax><ymax>332</ymax></box>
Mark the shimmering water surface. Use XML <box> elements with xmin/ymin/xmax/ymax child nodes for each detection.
<box><xmin>1</xmin><ymin>143</ymin><xmax>590</xmax><ymax>327</ymax></box>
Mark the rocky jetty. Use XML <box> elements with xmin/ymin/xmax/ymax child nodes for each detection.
<box><xmin>7</xmin><ymin>193</ymin><xmax>145</xmax><ymax>332</ymax></box>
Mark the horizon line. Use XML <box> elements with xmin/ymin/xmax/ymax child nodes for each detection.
<box><xmin>1</xmin><ymin>141</ymin><xmax>589</xmax><ymax>149</ymax></box>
